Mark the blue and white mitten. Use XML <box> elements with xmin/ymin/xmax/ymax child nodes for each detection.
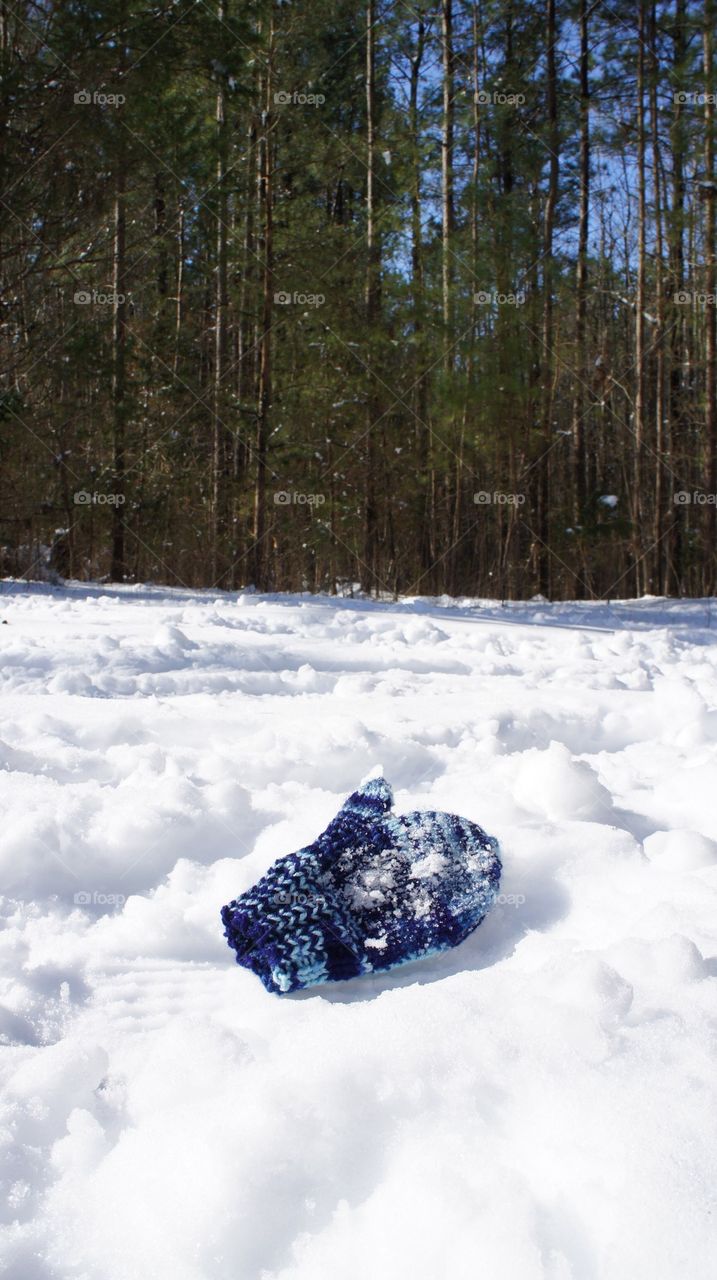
<box><xmin>221</xmin><ymin>777</ymin><xmax>501</xmax><ymax>994</ymax></box>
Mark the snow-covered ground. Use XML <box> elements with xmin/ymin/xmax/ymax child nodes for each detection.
<box><xmin>1</xmin><ymin>582</ymin><xmax>716</xmax><ymax>1280</ymax></box>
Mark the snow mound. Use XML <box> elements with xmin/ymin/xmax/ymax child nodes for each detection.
<box><xmin>514</xmin><ymin>740</ymin><xmax>614</xmax><ymax>821</ymax></box>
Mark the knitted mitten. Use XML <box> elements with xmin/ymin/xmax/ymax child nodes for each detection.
<box><xmin>221</xmin><ymin>777</ymin><xmax>501</xmax><ymax>994</ymax></box>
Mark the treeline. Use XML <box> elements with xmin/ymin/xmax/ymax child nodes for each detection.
<box><xmin>1</xmin><ymin>0</ymin><xmax>716</xmax><ymax>599</ymax></box>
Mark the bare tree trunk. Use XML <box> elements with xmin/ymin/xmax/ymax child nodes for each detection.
<box><xmin>212</xmin><ymin>2</ymin><xmax>230</xmax><ymax>582</ymax></box>
<box><xmin>572</xmin><ymin>0</ymin><xmax>589</xmax><ymax>533</ymax></box>
<box><xmin>362</xmin><ymin>0</ymin><xmax>380</xmax><ymax>593</ymax></box>
<box><xmin>468</xmin><ymin>0</ymin><xmax>483</xmax><ymax>593</ymax></box>
<box><xmin>173</xmin><ymin>199</ymin><xmax>184</xmax><ymax>376</ymax></box>
<box><xmin>252</xmin><ymin>13</ymin><xmax>275</xmax><ymax>590</ymax></box>
<box><xmin>650</xmin><ymin>0</ymin><xmax>666</xmax><ymax>592</ymax></box>
<box><xmin>493</xmin><ymin>4</ymin><xmax>519</xmax><ymax>593</ymax></box>
<box><xmin>668</xmin><ymin>0</ymin><xmax>687</xmax><ymax>593</ymax></box>
<box><xmin>438</xmin><ymin>0</ymin><xmax>455</xmax><ymax>588</ymax></box>
<box><xmin>110</xmin><ymin>3</ymin><xmax>127</xmax><ymax>582</ymax></box>
<box><xmin>537</xmin><ymin>0</ymin><xmax>559</xmax><ymax>596</ymax></box>
<box><xmin>634</xmin><ymin>0</ymin><xmax>647</xmax><ymax>595</ymax></box>
<box><xmin>703</xmin><ymin>0</ymin><xmax>716</xmax><ymax>593</ymax></box>
<box><xmin>441</xmin><ymin>0</ymin><xmax>454</xmax><ymax>369</ymax></box>
<box><xmin>235</xmin><ymin>114</ymin><xmax>257</xmax><ymax>483</ymax></box>
<box><xmin>409</xmin><ymin>17</ymin><xmax>433</xmax><ymax>585</ymax></box>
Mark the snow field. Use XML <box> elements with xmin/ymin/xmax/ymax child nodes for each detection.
<box><xmin>1</xmin><ymin>584</ymin><xmax>716</xmax><ymax>1279</ymax></box>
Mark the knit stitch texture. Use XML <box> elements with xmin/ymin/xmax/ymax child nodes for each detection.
<box><xmin>221</xmin><ymin>777</ymin><xmax>501</xmax><ymax>994</ymax></box>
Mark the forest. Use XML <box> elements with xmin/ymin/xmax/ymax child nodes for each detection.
<box><xmin>1</xmin><ymin>0</ymin><xmax>716</xmax><ymax>599</ymax></box>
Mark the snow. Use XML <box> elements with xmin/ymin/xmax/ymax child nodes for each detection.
<box><xmin>1</xmin><ymin>581</ymin><xmax>716</xmax><ymax>1280</ymax></box>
